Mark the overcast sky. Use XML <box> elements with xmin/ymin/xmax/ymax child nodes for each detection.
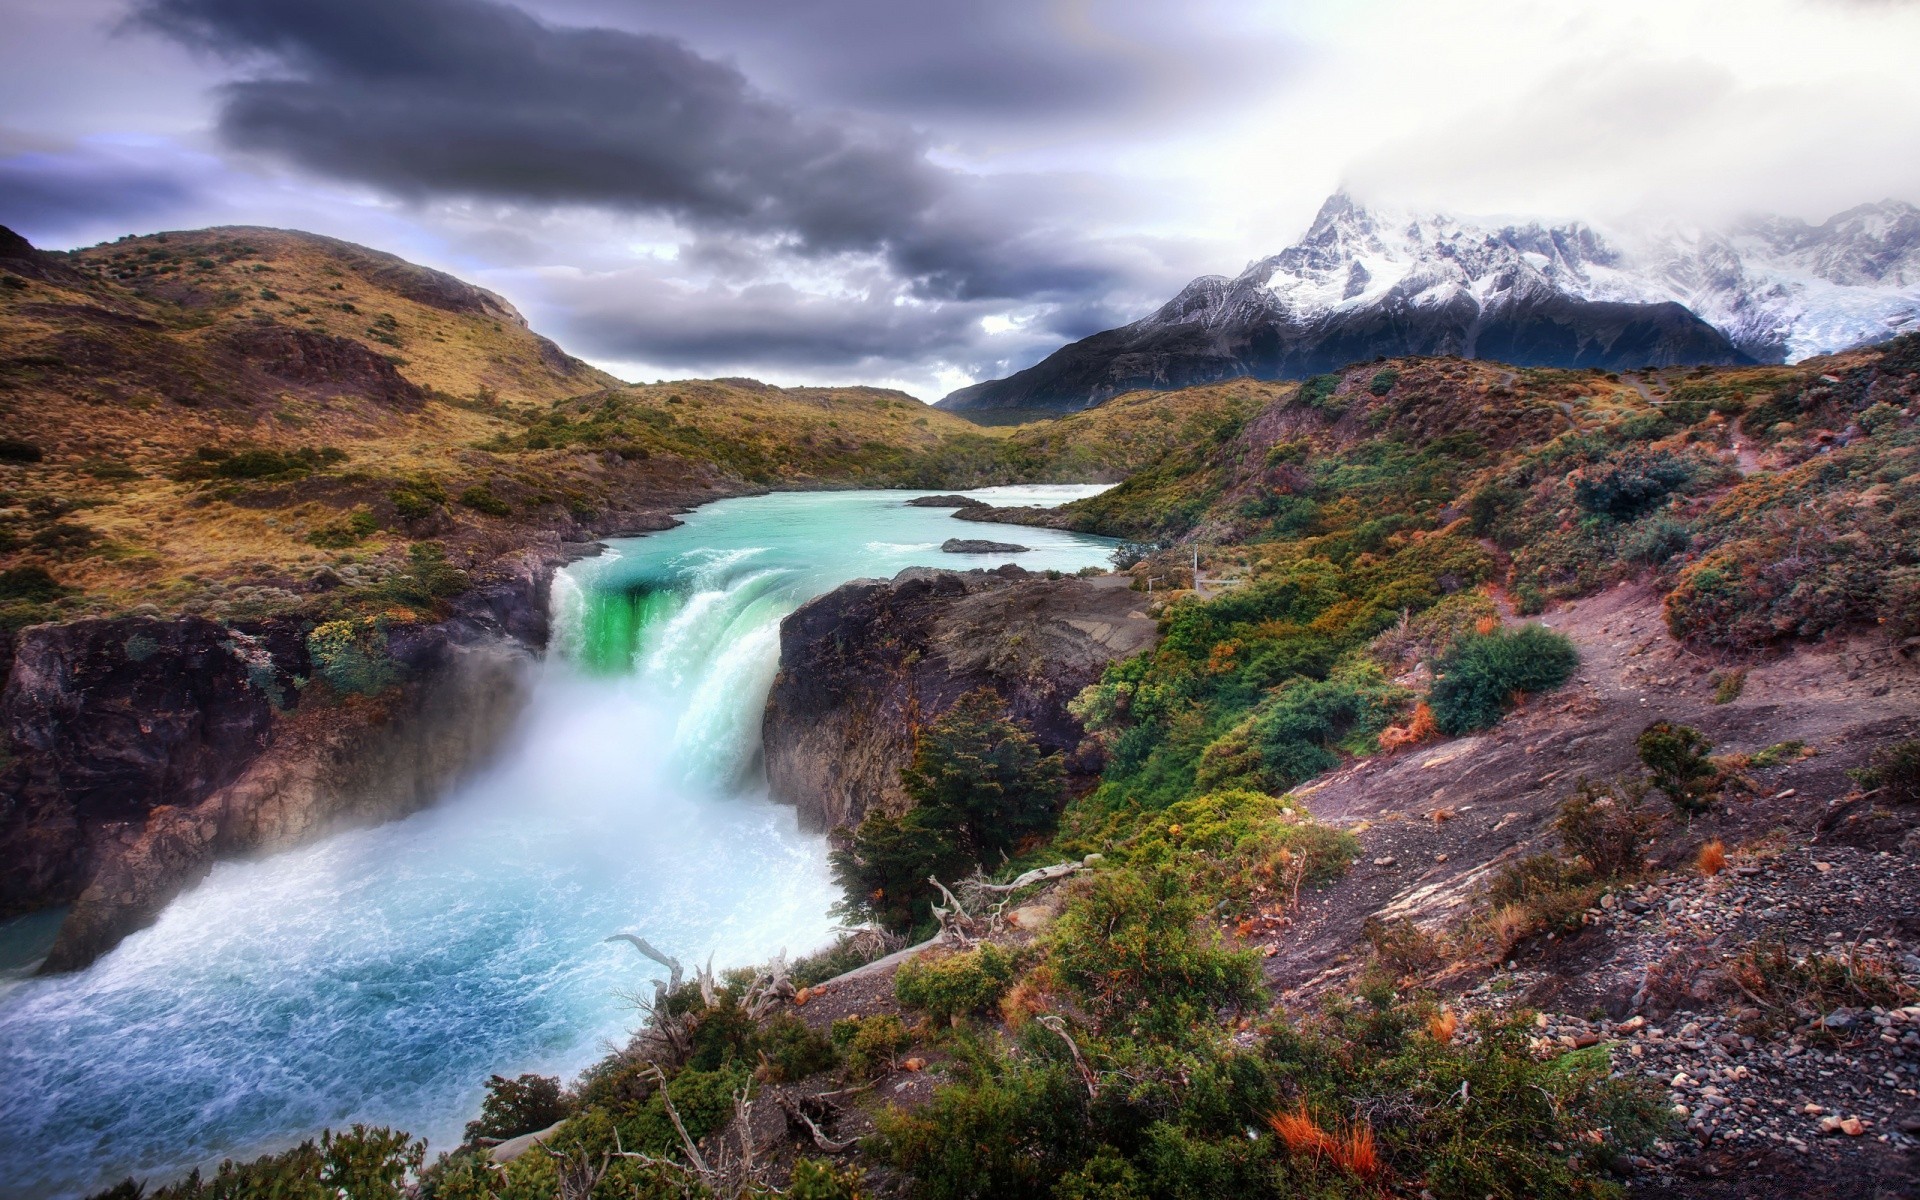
<box><xmin>4</xmin><ymin>0</ymin><xmax>1918</xmax><ymax>398</ymax></box>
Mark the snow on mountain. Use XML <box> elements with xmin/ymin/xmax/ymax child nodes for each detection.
<box><xmin>939</xmin><ymin>194</ymin><xmax>1920</xmax><ymax>414</ymax></box>
<box><xmin>1252</xmin><ymin>193</ymin><xmax>1920</xmax><ymax>364</ymax></box>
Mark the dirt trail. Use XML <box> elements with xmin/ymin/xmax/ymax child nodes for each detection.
<box><xmin>1268</xmin><ymin>581</ymin><xmax>1919</xmax><ymax>995</ymax></box>
<box><xmin>1257</xmin><ymin>583</ymin><xmax>1920</xmax><ymax>1194</ymax></box>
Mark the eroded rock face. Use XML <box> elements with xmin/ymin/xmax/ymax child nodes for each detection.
<box><xmin>0</xmin><ymin>558</ymin><xmax>554</xmax><ymax>972</ymax></box>
<box><xmin>762</xmin><ymin>566</ymin><xmax>1159</xmax><ymax>831</ymax></box>
<box><xmin>0</xmin><ymin>617</ymin><xmax>285</xmax><ymax>914</ymax></box>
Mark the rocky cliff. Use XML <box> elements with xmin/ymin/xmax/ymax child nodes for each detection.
<box><xmin>0</xmin><ymin>553</ymin><xmax>561</xmax><ymax>972</ymax></box>
<box><xmin>762</xmin><ymin>566</ymin><xmax>1159</xmax><ymax>831</ymax></box>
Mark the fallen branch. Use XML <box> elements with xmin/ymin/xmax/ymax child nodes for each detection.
<box><xmin>973</xmin><ymin>855</ymin><xmax>1101</xmax><ymax>895</ymax></box>
<box><xmin>779</xmin><ymin>1096</ymin><xmax>858</xmax><ymax>1153</ymax></box>
<box><xmin>1037</xmin><ymin>1015</ymin><xmax>1100</xmax><ymax>1099</ymax></box>
<box><xmin>645</xmin><ymin>1064</ymin><xmax>711</xmax><ymax>1177</ymax></box>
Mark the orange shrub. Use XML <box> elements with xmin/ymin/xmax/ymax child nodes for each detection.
<box><xmin>1696</xmin><ymin>840</ymin><xmax>1727</xmax><ymax>876</ymax></box>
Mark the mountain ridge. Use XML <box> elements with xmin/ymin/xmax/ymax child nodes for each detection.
<box><xmin>943</xmin><ymin>193</ymin><xmax>1920</xmax><ymax>413</ymax></box>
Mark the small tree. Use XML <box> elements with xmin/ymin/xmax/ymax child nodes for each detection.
<box><xmin>900</xmin><ymin>688</ymin><xmax>1065</xmax><ymax>860</ymax></box>
<box><xmin>464</xmin><ymin>1073</ymin><xmax>569</xmax><ymax>1144</ymax></box>
<box><xmin>1638</xmin><ymin>721</ymin><xmax>1718</xmax><ymax>813</ymax></box>
<box><xmin>831</xmin><ymin>690</ymin><xmax>1064</xmax><ymax>934</ymax></box>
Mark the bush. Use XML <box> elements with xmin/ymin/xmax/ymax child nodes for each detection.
<box><xmin>207</xmin><ymin>446</ymin><xmax>346</xmax><ymax>480</ymax></box>
<box><xmin>390</xmin><ymin>478</ymin><xmax>447</xmax><ymax>519</ymax></box>
<box><xmin>1298</xmin><ymin>374</ymin><xmax>1343</xmax><ymax>412</ymax></box>
<box><xmin>1095</xmin><ymin>788</ymin><xmax>1357</xmax><ymax>910</ymax></box>
<box><xmin>458</xmin><ymin>484</ymin><xmax>511</xmax><ymax>516</ymax></box>
<box><xmin>1637</xmin><ymin>721</ymin><xmax>1717</xmax><ymax>813</ymax></box>
<box><xmin>307</xmin><ymin>616</ymin><xmax>402</xmax><ymax>696</ymax></box>
<box><xmin>1554</xmin><ymin>778</ymin><xmax>1654</xmax><ymax>879</ymax></box>
<box><xmin>308</xmin><ymin>509</ymin><xmax>378</xmax><ymax>549</ymax></box>
<box><xmin>90</xmin><ymin>1124</ymin><xmax>425</xmax><ymax>1200</ymax></box>
<box><xmin>1367</xmin><ymin>368</ymin><xmax>1400</xmax><ymax>396</ymax></box>
<box><xmin>1571</xmin><ymin>450</ymin><xmax>1693</xmax><ymax>519</ymax></box>
<box><xmin>832</xmin><ymin>1014</ymin><xmax>911</xmax><ymax>1080</ymax></box>
<box><xmin>1047</xmin><ymin>867</ymin><xmax>1261</xmax><ymax>1040</ymax></box>
<box><xmin>1428</xmin><ymin>625</ymin><xmax>1578</xmax><ymax>735</ymax></box>
<box><xmin>462</xmin><ymin>1073</ymin><xmax>567</xmax><ymax>1144</ymax></box>
<box><xmin>830</xmin><ymin>807</ymin><xmax>973</xmax><ymax>935</ymax></box>
<box><xmin>900</xmin><ymin>688</ymin><xmax>1065</xmax><ymax>860</ymax></box>
<box><xmin>895</xmin><ymin>943</ymin><xmax>1019</xmax><ymax>1024</ymax></box>
<box><xmin>833</xmin><ymin>690</ymin><xmax>1063</xmax><ymax>933</ymax></box>
<box><xmin>787</xmin><ymin>1157</ymin><xmax>868</xmax><ymax>1200</ymax></box>
<box><xmin>0</xmin><ymin>565</ymin><xmax>63</xmax><ymax>602</ymax></box>
<box><xmin>1850</xmin><ymin>739</ymin><xmax>1920</xmax><ymax>805</ymax></box>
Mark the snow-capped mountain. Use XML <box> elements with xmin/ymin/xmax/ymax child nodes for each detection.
<box><xmin>941</xmin><ymin>194</ymin><xmax>1920</xmax><ymax>414</ymax></box>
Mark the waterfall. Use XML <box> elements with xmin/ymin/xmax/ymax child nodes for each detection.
<box><xmin>0</xmin><ymin>486</ymin><xmax>1115</xmax><ymax>1199</ymax></box>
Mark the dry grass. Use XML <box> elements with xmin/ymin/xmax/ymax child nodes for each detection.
<box><xmin>1695</xmin><ymin>840</ymin><xmax>1727</xmax><ymax>876</ymax></box>
<box><xmin>1266</xmin><ymin>1103</ymin><xmax>1384</xmax><ymax>1184</ymax></box>
<box><xmin>1426</xmin><ymin>1008</ymin><xmax>1459</xmax><ymax>1044</ymax></box>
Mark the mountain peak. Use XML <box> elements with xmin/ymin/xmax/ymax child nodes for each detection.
<box><xmin>940</xmin><ymin>193</ymin><xmax>1920</xmax><ymax>413</ymax></box>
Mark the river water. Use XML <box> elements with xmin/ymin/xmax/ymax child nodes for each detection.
<box><xmin>0</xmin><ymin>485</ymin><xmax>1115</xmax><ymax>1199</ymax></box>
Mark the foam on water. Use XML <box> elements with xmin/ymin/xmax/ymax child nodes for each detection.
<box><xmin>0</xmin><ymin>485</ymin><xmax>1114</xmax><ymax>1198</ymax></box>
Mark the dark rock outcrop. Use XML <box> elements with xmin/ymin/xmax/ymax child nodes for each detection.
<box><xmin>762</xmin><ymin>567</ymin><xmax>1159</xmax><ymax>831</ymax></box>
<box><xmin>904</xmin><ymin>495</ymin><xmax>987</xmax><ymax>509</ymax></box>
<box><xmin>941</xmin><ymin>538</ymin><xmax>1028</xmax><ymax>554</ymax></box>
<box><xmin>0</xmin><ymin>554</ymin><xmax>555</xmax><ymax>972</ymax></box>
<box><xmin>224</xmin><ymin>322</ymin><xmax>427</xmax><ymax>407</ymax></box>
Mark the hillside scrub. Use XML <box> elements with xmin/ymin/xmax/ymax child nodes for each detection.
<box><xmin>1428</xmin><ymin>625</ymin><xmax>1579</xmax><ymax>735</ymax></box>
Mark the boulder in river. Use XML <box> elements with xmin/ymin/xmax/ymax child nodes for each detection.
<box><xmin>941</xmin><ymin>537</ymin><xmax>1029</xmax><ymax>554</ymax></box>
<box><xmin>904</xmin><ymin>494</ymin><xmax>987</xmax><ymax>508</ymax></box>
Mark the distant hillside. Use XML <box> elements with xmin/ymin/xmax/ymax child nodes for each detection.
<box><xmin>942</xmin><ymin>193</ymin><xmax>1920</xmax><ymax>415</ymax></box>
<box><xmin>0</xmin><ymin>224</ymin><xmax>1229</xmax><ymax>630</ymax></box>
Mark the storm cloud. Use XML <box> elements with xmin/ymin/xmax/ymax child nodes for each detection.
<box><xmin>133</xmin><ymin>0</ymin><xmax>1126</xmax><ymax>303</ymax></box>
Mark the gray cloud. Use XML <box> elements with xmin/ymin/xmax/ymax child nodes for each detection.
<box><xmin>535</xmin><ymin>259</ymin><xmax>1138</xmax><ymax>385</ymax></box>
<box><xmin>133</xmin><ymin>0</ymin><xmax>1134</xmax><ymax>304</ymax></box>
<box><xmin>0</xmin><ymin>149</ymin><xmax>199</xmax><ymax>237</ymax></box>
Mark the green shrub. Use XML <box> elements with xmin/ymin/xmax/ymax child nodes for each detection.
<box><xmin>754</xmin><ymin>1012</ymin><xmax>839</xmax><ymax>1081</ymax></box>
<box><xmin>1298</xmin><ymin>374</ymin><xmax>1343</xmax><ymax>412</ymax></box>
<box><xmin>895</xmin><ymin>943</ymin><xmax>1019</xmax><ymax>1023</ymax></box>
<box><xmin>379</xmin><ymin>542</ymin><xmax>470</xmax><ymax>610</ymax></box>
<box><xmin>1554</xmin><ymin>778</ymin><xmax>1654</xmax><ymax>879</ymax></box>
<box><xmin>900</xmin><ymin>688</ymin><xmax>1065</xmax><ymax>860</ymax></box>
<box><xmin>832</xmin><ymin>1014</ymin><xmax>911</xmax><ymax>1080</ymax></box>
<box><xmin>0</xmin><ymin>565</ymin><xmax>63</xmax><ymax>602</ymax></box>
<box><xmin>833</xmin><ymin>690</ymin><xmax>1063</xmax><ymax>933</ymax></box>
<box><xmin>91</xmin><ymin>1124</ymin><xmax>425</xmax><ymax>1200</ymax></box>
<box><xmin>207</xmin><ymin>446</ymin><xmax>347</xmax><ymax>480</ymax></box>
<box><xmin>1094</xmin><ymin>788</ymin><xmax>1357</xmax><ymax>908</ymax></box>
<box><xmin>1571</xmin><ymin>449</ymin><xmax>1694</xmax><ymax>519</ymax></box>
<box><xmin>390</xmin><ymin>478</ymin><xmax>447</xmax><ymax>519</ymax></box>
<box><xmin>307</xmin><ymin>616</ymin><xmax>402</xmax><ymax>696</ymax></box>
<box><xmin>787</xmin><ymin>1157</ymin><xmax>869</xmax><ymax>1200</ymax></box>
<box><xmin>458</xmin><ymin>484</ymin><xmax>511</xmax><ymax>516</ymax></box>
<box><xmin>308</xmin><ymin>509</ymin><xmax>379</xmax><ymax>549</ymax></box>
<box><xmin>462</xmin><ymin>1073</ymin><xmax>567</xmax><ymax>1144</ymax></box>
<box><xmin>1047</xmin><ymin>867</ymin><xmax>1260</xmax><ymax>1040</ymax></box>
<box><xmin>1637</xmin><ymin>721</ymin><xmax>1717</xmax><ymax>813</ymax></box>
<box><xmin>1428</xmin><ymin>625</ymin><xmax>1578</xmax><ymax>735</ymax></box>
<box><xmin>1850</xmin><ymin>739</ymin><xmax>1920</xmax><ymax>805</ymax></box>
<box><xmin>1368</xmin><ymin>368</ymin><xmax>1400</xmax><ymax>396</ymax></box>
<box><xmin>830</xmin><ymin>807</ymin><xmax>973</xmax><ymax>935</ymax></box>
